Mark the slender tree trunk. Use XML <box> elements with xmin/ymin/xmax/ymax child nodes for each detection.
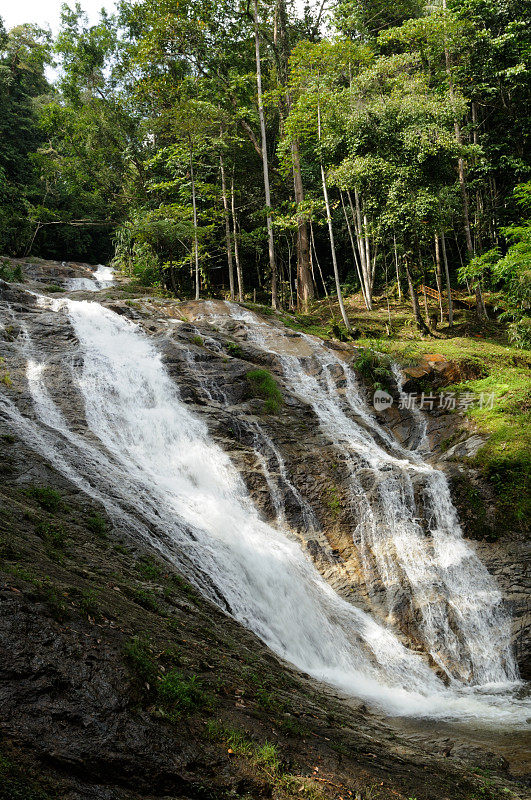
<box><xmin>292</xmin><ymin>139</ymin><xmax>314</xmax><ymax>311</ymax></box>
<box><xmin>189</xmin><ymin>137</ymin><xmax>200</xmax><ymax>301</ymax></box>
<box><xmin>405</xmin><ymin>258</ymin><xmax>429</xmax><ymax>334</ymax></box>
<box><xmin>442</xmin><ymin>0</ymin><xmax>486</xmax><ymax>320</ymax></box>
<box><xmin>253</xmin><ymin>0</ymin><xmax>278</xmax><ymax>309</ymax></box>
<box><xmin>340</xmin><ymin>190</ymin><xmax>369</xmax><ymax>309</ymax></box>
<box><xmin>230</xmin><ymin>177</ymin><xmax>244</xmax><ymax>302</ymax></box>
<box><xmin>440</xmin><ymin>228</ymin><xmax>453</xmax><ymax>326</ymax></box>
<box><xmin>310</xmin><ymin>219</ymin><xmax>330</xmax><ymax>301</ymax></box>
<box><xmin>363</xmin><ymin>214</ymin><xmax>372</xmax><ymax>295</ymax></box>
<box><xmin>393</xmin><ymin>234</ymin><xmax>402</xmax><ymax>300</ymax></box>
<box><xmin>318</xmin><ymin>101</ymin><xmax>351</xmax><ymax>331</ymax></box>
<box><xmin>350</xmin><ymin>188</ymin><xmax>373</xmax><ymax>309</ymax></box>
<box><xmin>434</xmin><ymin>234</ymin><xmax>445</xmax><ymax>324</ymax></box>
<box><xmin>219</xmin><ymin>151</ymin><xmax>234</xmax><ymax>300</ymax></box>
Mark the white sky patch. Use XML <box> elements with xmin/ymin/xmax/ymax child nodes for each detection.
<box><xmin>1</xmin><ymin>0</ymin><xmax>318</xmax><ymax>35</ymax></box>
<box><xmin>1</xmin><ymin>0</ymin><xmax>116</xmax><ymax>34</ymax></box>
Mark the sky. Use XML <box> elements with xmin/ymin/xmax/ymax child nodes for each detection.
<box><xmin>1</xmin><ymin>0</ymin><xmax>116</xmax><ymax>34</ymax></box>
<box><xmin>1</xmin><ymin>0</ymin><xmax>313</xmax><ymax>34</ymax></box>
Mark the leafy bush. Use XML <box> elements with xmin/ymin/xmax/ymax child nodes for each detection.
<box><xmin>227</xmin><ymin>341</ymin><xmax>243</xmax><ymax>358</ymax></box>
<box><xmin>123</xmin><ymin>637</ymin><xmax>157</xmax><ymax>683</ymax></box>
<box><xmin>353</xmin><ymin>347</ymin><xmax>393</xmax><ymax>390</ymax></box>
<box><xmin>86</xmin><ymin>513</ymin><xmax>107</xmax><ymax>538</ymax></box>
<box><xmin>35</xmin><ymin>521</ymin><xmax>67</xmax><ymax>550</ymax></box>
<box><xmin>25</xmin><ymin>486</ymin><xmax>63</xmax><ymax>513</ymax></box>
<box><xmin>246</xmin><ymin>369</ymin><xmax>283</xmax><ymax>414</ymax></box>
<box><xmin>157</xmin><ymin>670</ymin><xmax>204</xmax><ymax>711</ymax></box>
<box><xmin>0</xmin><ymin>261</ymin><xmax>23</xmax><ymax>282</ymax></box>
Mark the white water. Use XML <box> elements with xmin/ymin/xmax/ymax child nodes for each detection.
<box><xmin>198</xmin><ymin>303</ymin><xmax>519</xmax><ymax>688</ymax></box>
<box><xmin>66</xmin><ymin>264</ymin><xmax>114</xmax><ymax>292</ymax></box>
<box><xmin>0</xmin><ymin>296</ymin><xmax>528</xmax><ymax>727</ymax></box>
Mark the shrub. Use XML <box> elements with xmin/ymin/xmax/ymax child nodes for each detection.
<box><xmin>227</xmin><ymin>341</ymin><xmax>243</xmax><ymax>358</ymax></box>
<box><xmin>123</xmin><ymin>637</ymin><xmax>157</xmax><ymax>683</ymax></box>
<box><xmin>35</xmin><ymin>521</ymin><xmax>67</xmax><ymax>550</ymax></box>
<box><xmin>86</xmin><ymin>513</ymin><xmax>107</xmax><ymax>538</ymax></box>
<box><xmin>247</xmin><ymin>369</ymin><xmax>283</xmax><ymax>414</ymax></box>
<box><xmin>353</xmin><ymin>347</ymin><xmax>393</xmax><ymax>390</ymax></box>
<box><xmin>0</xmin><ymin>262</ymin><xmax>24</xmax><ymax>282</ymax></box>
<box><xmin>25</xmin><ymin>486</ymin><xmax>63</xmax><ymax>513</ymax></box>
<box><xmin>157</xmin><ymin>670</ymin><xmax>204</xmax><ymax>711</ymax></box>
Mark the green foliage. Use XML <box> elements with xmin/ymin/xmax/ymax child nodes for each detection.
<box><xmin>35</xmin><ymin>521</ymin><xmax>67</xmax><ymax>550</ymax></box>
<box><xmin>226</xmin><ymin>341</ymin><xmax>244</xmax><ymax>358</ymax></box>
<box><xmin>354</xmin><ymin>347</ymin><xmax>394</xmax><ymax>390</ymax></box>
<box><xmin>86</xmin><ymin>513</ymin><xmax>107</xmax><ymax>538</ymax></box>
<box><xmin>123</xmin><ymin>637</ymin><xmax>157</xmax><ymax>683</ymax></box>
<box><xmin>135</xmin><ymin>555</ymin><xmax>162</xmax><ymax>580</ymax></box>
<box><xmin>126</xmin><ymin>586</ymin><xmax>160</xmax><ymax>613</ymax></box>
<box><xmin>0</xmin><ymin>261</ymin><xmax>23</xmax><ymax>282</ymax></box>
<box><xmin>32</xmin><ymin>578</ymin><xmax>70</xmax><ymax>622</ymax></box>
<box><xmin>246</xmin><ymin>369</ymin><xmax>283</xmax><ymax>414</ymax></box>
<box><xmin>24</xmin><ymin>485</ymin><xmax>63</xmax><ymax>513</ymax></box>
<box><xmin>157</xmin><ymin>670</ymin><xmax>204</xmax><ymax>712</ymax></box>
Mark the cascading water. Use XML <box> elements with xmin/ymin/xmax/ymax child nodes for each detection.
<box><xmin>0</xmin><ymin>294</ymin><xmax>527</xmax><ymax>727</ymax></box>
<box><xmin>66</xmin><ymin>264</ymin><xmax>114</xmax><ymax>292</ymax></box>
<box><xmin>198</xmin><ymin>302</ymin><xmax>519</xmax><ymax>688</ymax></box>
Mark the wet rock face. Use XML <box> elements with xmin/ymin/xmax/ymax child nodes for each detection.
<box><xmin>0</xmin><ymin>273</ymin><xmax>528</xmax><ymax>682</ymax></box>
<box><xmin>399</xmin><ymin>353</ymin><xmax>485</xmax><ymax>393</ymax></box>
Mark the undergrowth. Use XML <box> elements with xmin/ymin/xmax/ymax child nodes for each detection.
<box><xmin>246</xmin><ymin>369</ymin><xmax>283</xmax><ymax>414</ymax></box>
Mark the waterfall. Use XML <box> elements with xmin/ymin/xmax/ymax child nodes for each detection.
<box><xmin>0</xmin><ymin>296</ymin><xmax>527</xmax><ymax>726</ymax></box>
<box><xmin>66</xmin><ymin>264</ymin><xmax>114</xmax><ymax>292</ymax></box>
<box><xmin>198</xmin><ymin>302</ymin><xmax>519</xmax><ymax>688</ymax></box>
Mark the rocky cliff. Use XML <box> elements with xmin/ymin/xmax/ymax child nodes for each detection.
<box><xmin>0</xmin><ymin>259</ymin><xmax>528</xmax><ymax>800</ymax></box>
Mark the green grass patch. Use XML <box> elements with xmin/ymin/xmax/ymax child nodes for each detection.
<box><xmin>123</xmin><ymin>637</ymin><xmax>158</xmax><ymax>683</ymax></box>
<box><xmin>246</xmin><ymin>369</ymin><xmax>283</xmax><ymax>414</ymax></box>
<box><xmin>226</xmin><ymin>341</ymin><xmax>244</xmax><ymax>358</ymax></box>
<box><xmin>125</xmin><ymin>585</ymin><xmax>161</xmax><ymax>613</ymax></box>
<box><xmin>157</xmin><ymin>670</ymin><xmax>204</xmax><ymax>712</ymax></box>
<box><xmin>35</xmin><ymin>520</ymin><xmax>67</xmax><ymax>550</ymax></box>
<box><xmin>86</xmin><ymin>513</ymin><xmax>107</xmax><ymax>538</ymax></box>
<box><xmin>135</xmin><ymin>555</ymin><xmax>162</xmax><ymax>580</ymax></box>
<box><xmin>24</xmin><ymin>486</ymin><xmax>63</xmax><ymax>513</ymax></box>
<box><xmin>191</xmin><ymin>334</ymin><xmax>204</xmax><ymax>346</ymax></box>
<box><xmin>446</xmin><ymin>369</ymin><xmax>530</xmax><ymax>529</ymax></box>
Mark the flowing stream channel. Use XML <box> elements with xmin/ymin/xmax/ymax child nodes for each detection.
<box><xmin>0</xmin><ymin>288</ymin><xmax>528</xmax><ymax>729</ymax></box>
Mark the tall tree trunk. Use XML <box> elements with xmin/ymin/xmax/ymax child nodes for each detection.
<box><xmin>189</xmin><ymin>137</ymin><xmax>200</xmax><ymax>301</ymax></box>
<box><xmin>318</xmin><ymin>101</ymin><xmax>351</xmax><ymax>331</ymax></box>
<box><xmin>434</xmin><ymin>234</ymin><xmax>445</xmax><ymax>324</ymax></box>
<box><xmin>310</xmin><ymin>219</ymin><xmax>330</xmax><ymax>301</ymax></box>
<box><xmin>340</xmin><ymin>190</ymin><xmax>369</xmax><ymax>309</ymax></box>
<box><xmin>349</xmin><ymin>188</ymin><xmax>373</xmax><ymax>310</ymax></box>
<box><xmin>440</xmin><ymin>228</ymin><xmax>453</xmax><ymax>326</ymax></box>
<box><xmin>442</xmin><ymin>0</ymin><xmax>486</xmax><ymax>320</ymax></box>
<box><xmin>231</xmin><ymin>176</ymin><xmax>244</xmax><ymax>302</ymax></box>
<box><xmin>274</xmin><ymin>0</ymin><xmax>314</xmax><ymax>311</ymax></box>
<box><xmin>393</xmin><ymin>234</ymin><xmax>402</xmax><ymax>301</ymax></box>
<box><xmin>253</xmin><ymin>0</ymin><xmax>278</xmax><ymax>309</ymax></box>
<box><xmin>405</xmin><ymin>258</ymin><xmax>429</xmax><ymax>334</ymax></box>
<box><xmin>292</xmin><ymin>139</ymin><xmax>314</xmax><ymax>311</ymax></box>
<box><xmin>219</xmin><ymin>151</ymin><xmax>234</xmax><ymax>300</ymax></box>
